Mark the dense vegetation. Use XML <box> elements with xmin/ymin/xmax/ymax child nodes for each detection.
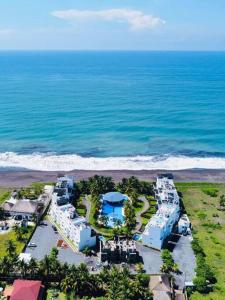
<box><xmin>0</xmin><ymin>242</ymin><xmax>152</xmax><ymax>300</ymax></box>
<box><xmin>76</xmin><ymin>175</ymin><xmax>154</xmax><ymax>237</ymax></box>
<box><xmin>191</xmin><ymin>237</ymin><xmax>216</xmax><ymax>294</ymax></box>
<box><xmin>176</xmin><ymin>182</ymin><xmax>225</xmax><ymax>300</ymax></box>
<box><xmin>160</xmin><ymin>249</ymin><xmax>179</xmax><ymax>274</ymax></box>
<box><xmin>16</xmin><ymin>182</ymin><xmax>52</xmax><ymax>200</ymax></box>
<box><xmin>77</xmin><ymin>175</ymin><xmax>153</xmax><ymax>198</ymax></box>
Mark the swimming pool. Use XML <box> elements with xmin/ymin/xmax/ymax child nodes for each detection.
<box><xmin>102</xmin><ymin>201</ymin><xmax>125</xmax><ymax>227</ymax></box>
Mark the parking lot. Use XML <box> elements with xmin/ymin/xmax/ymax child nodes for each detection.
<box><xmin>136</xmin><ymin>243</ymin><xmax>162</xmax><ymax>274</ymax></box>
<box><xmin>24</xmin><ymin>220</ymin><xmax>196</xmax><ymax>280</ymax></box>
<box><xmin>24</xmin><ymin>220</ymin><xmax>99</xmax><ymax>267</ymax></box>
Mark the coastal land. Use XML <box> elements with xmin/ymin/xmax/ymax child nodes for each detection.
<box><xmin>0</xmin><ymin>168</ymin><xmax>225</xmax><ymax>187</ymax></box>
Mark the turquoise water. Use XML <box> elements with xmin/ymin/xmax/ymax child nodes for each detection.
<box><xmin>0</xmin><ymin>51</ymin><xmax>225</xmax><ymax>170</ymax></box>
<box><xmin>102</xmin><ymin>201</ymin><xmax>125</xmax><ymax>228</ymax></box>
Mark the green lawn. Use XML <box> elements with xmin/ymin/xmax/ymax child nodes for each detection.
<box><xmin>0</xmin><ymin>188</ymin><xmax>11</xmax><ymax>205</ymax></box>
<box><xmin>134</xmin><ymin>199</ymin><xmax>145</xmax><ymax>213</ymax></box>
<box><xmin>176</xmin><ymin>182</ymin><xmax>225</xmax><ymax>300</ymax></box>
<box><xmin>0</xmin><ymin>226</ymin><xmax>34</xmax><ymax>257</ymax></box>
<box><xmin>46</xmin><ymin>289</ymin><xmax>73</xmax><ymax>300</ymax></box>
<box><xmin>88</xmin><ymin>198</ymin><xmax>113</xmax><ymax>237</ymax></box>
<box><xmin>141</xmin><ymin>196</ymin><xmax>156</xmax><ymax>227</ymax></box>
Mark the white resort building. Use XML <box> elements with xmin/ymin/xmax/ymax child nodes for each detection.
<box><xmin>52</xmin><ymin>175</ymin><xmax>74</xmax><ymax>206</ymax></box>
<box><xmin>142</xmin><ymin>174</ymin><xmax>180</xmax><ymax>250</ymax></box>
<box><xmin>50</xmin><ymin>176</ymin><xmax>96</xmax><ymax>251</ymax></box>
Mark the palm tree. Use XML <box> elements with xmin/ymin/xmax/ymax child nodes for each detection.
<box><xmin>99</xmin><ymin>215</ymin><xmax>109</xmax><ymax>227</ymax></box>
<box><xmin>28</xmin><ymin>257</ymin><xmax>39</xmax><ymax>277</ymax></box>
<box><xmin>19</xmin><ymin>259</ymin><xmax>29</xmax><ymax>278</ymax></box>
<box><xmin>61</xmin><ymin>274</ymin><xmax>78</xmax><ymax>294</ymax></box>
<box><xmin>114</xmin><ymin>219</ymin><xmax>122</xmax><ymax>228</ymax></box>
<box><xmin>135</xmin><ymin>263</ymin><xmax>144</xmax><ymax>274</ymax></box>
<box><xmin>130</xmin><ymin>190</ymin><xmax>139</xmax><ymax>207</ymax></box>
<box><xmin>160</xmin><ymin>263</ymin><xmax>169</xmax><ymax>273</ymax></box>
<box><xmin>5</xmin><ymin>240</ymin><xmax>16</xmax><ymax>257</ymax></box>
<box><xmin>219</xmin><ymin>195</ymin><xmax>225</xmax><ymax>208</ymax></box>
<box><xmin>39</xmin><ymin>255</ymin><xmax>51</xmax><ymax>277</ymax></box>
<box><xmin>106</xmin><ymin>266</ymin><xmax>123</xmax><ymax>300</ymax></box>
<box><xmin>0</xmin><ymin>256</ymin><xmax>11</xmax><ymax>276</ymax></box>
<box><xmin>13</xmin><ymin>225</ymin><xmax>24</xmax><ymax>241</ymax></box>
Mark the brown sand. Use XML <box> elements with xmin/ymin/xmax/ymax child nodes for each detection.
<box><xmin>0</xmin><ymin>169</ymin><xmax>225</xmax><ymax>188</ymax></box>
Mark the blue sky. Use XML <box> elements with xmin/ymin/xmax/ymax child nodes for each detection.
<box><xmin>0</xmin><ymin>0</ymin><xmax>225</xmax><ymax>50</ymax></box>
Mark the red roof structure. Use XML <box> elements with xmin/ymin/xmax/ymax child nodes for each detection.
<box><xmin>10</xmin><ymin>280</ymin><xmax>44</xmax><ymax>300</ymax></box>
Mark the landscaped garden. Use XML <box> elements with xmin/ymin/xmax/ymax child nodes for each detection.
<box><xmin>0</xmin><ymin>226</ymin><xmax>34</xmax><ymax>258</ymax></box>
<box><xmin>0</xmin><ymin>185</ymin><xmax>41</xmax><ymax>258</ymax></box>
<box><xmin>141</xmin><ymin>196</ymin><xmax>157</xmax><ymax>228</ymax></box>
<box><xmin>76</xmin><ymin>175</ymin><xmax>154</xmax><ymax>237</ymax></box>
<box><xmin>176</xmin><ymin>182</ymin><xmax>225</xmax><ymax>300</ymax></box>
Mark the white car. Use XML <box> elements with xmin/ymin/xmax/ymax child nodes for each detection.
<box><xmin>28</xmin><ymin>242</ymin><xmax>37</xmax><ymax>248</ymax></box>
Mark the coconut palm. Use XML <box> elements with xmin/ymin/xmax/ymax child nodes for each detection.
<box><xmin>39</xmin><ymin>255</ymin><xmax>51</xmax><ymax>277</ymax></box>
<box><xmin>19</xmin><ymin>259</ymin><xmax>29</xmax><ymax>278</ymax></box>
<box><xmin>28</xmin><ymin>257</ymin><xmax>39</xmax><ymax>277</ymax></box>
<box><xmin>61</xmin><ymin>274</ymin><xmax>78</xmax><ymax>294</ymax></box>
<box><xmin>5</xmin><ymin>240</ymin><xmax>17</xmax><ymax>257</ymax></box>
<box><xmin>99</xmin><ymin>215</ymin><xmax>109</xmax><ymax>227</ymax></box>
<box><xmin>219</xmin><ymin>194</ymin><xmax>225</xmax><ymax>208</ymax></box>
<box><xmin>135</xmin><ymin>263</ymin><xmax>144</xmax><ymax>274</ymax></box>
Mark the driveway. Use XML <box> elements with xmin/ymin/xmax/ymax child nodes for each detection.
<box><xmin>171</xmin><ymin>234</ymin><xmax>196</xmax><ymax>288</ymax></box>
<box><xmin>136</xmin><ymin>242</ymin><xmax>162</xmax><ymax>274</ymax></box>
<box><xmin>24</xmin><ymin>220</ymin><xmax>99</xmax><ymax>267</ymax></box>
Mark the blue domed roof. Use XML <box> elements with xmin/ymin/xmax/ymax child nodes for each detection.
<box><xmin>102</xmin><ymin>192</ymin><xmax>127</xmax><ymax>203</ymax></box>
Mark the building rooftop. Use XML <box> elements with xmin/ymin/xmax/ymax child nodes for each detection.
<box><xmin>10</xmin><ymin>280</ymin><xmax>44</xmax><ymax>300</ymax></box>
<box><xmin>102</xmin><ymin>192</ymin><xmax>127</xmax><ymax>203</ymax></box>
<box><xmin>3</xmin><ymin>199</ymin><xmax>39</xmax><ymax>214</ymax></box>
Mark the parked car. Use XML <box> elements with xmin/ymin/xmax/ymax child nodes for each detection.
<box><xmin>28</xmin><ymin>242</ymin><xmax>37</xmax><ymax>248</ymax></box>
<box><xmin>39</xmin><ymin>221</ymin><xmax>48</xmax><ymax>226</ymax></box>
<box><xmin>52</xmin><ymin>225</ymin><xmax>58</xmax><ymax>232</ymax></box>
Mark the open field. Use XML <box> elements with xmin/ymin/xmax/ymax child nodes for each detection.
<box><xmin>176</xmin><ymin>182</ymin><xmax>225</xmax><ymax>300</ymax></box>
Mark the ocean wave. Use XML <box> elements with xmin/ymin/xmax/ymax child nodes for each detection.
<box><xmin>0</xmin><ymin>152</ymin><xmax>225</xmax><ymax>171</ymax></box>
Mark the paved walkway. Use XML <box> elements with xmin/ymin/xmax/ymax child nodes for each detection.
<box><xmin>83</xmin><ymin>195</ymin><xmax>91</xmax><ymax>221</ymax></box>
<box><xmin>82</xmin><ymin>196</ymin><xmax>108</xmax><ymax>235</ymax></box>
<box><xmin>134</xmin><ymin>196</ymin><xmax>150</xmax><ymax>232</ymax></box>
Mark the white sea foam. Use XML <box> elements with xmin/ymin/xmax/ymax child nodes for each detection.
<box><xmin>0</xmin><ymin>152</ymin><xmax>225</xmax><ymax>171</ymax></box>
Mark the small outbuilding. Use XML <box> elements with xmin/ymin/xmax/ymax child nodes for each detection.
<box><xmin>4</xmin><ymin>279</ymin><xmax>44</xmax><ymax>300</ymax></box>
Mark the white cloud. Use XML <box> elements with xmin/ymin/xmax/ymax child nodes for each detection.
<box><xmin>51</xmin><ymin>8</ymin><xmax>165</xmax><ymax>31</ymax></box>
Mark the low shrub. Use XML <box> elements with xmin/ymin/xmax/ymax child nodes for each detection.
<box><xmin>202</xmin><ymin>188</ymin><xmax>219</xmax><ymax>197</ymax></box>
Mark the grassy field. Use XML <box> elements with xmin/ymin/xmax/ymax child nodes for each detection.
<box><xmin>0</xmin><ymin>226</ymin><xmax>34</xmax><ymax>257</ymax></box>
<box><xmin>176</xmin><ymin>182</ymin><xmax>225</xmax><ymax>300</ymax></box>
<box><xmin>0</xmin><ymin>188</ymin><xmax>11</xmax><ymax>205</ymax></box>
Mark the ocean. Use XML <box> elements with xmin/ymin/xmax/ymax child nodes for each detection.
<box><xmin>0</xmin><ymin>51</ymin><xmax>225</xmax><ymax>171</ymax></box>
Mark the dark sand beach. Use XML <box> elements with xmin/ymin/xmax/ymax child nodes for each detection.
<box><xmin>0</xmin><ymin>169</ymin><xmax>225</xmax><ymax>188</ymax></box>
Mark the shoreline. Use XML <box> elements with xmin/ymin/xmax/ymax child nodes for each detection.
<box><xmin>0</xmin><ymin>168</ymin><xmax>225</xmax><ymax>187</ymax></box>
